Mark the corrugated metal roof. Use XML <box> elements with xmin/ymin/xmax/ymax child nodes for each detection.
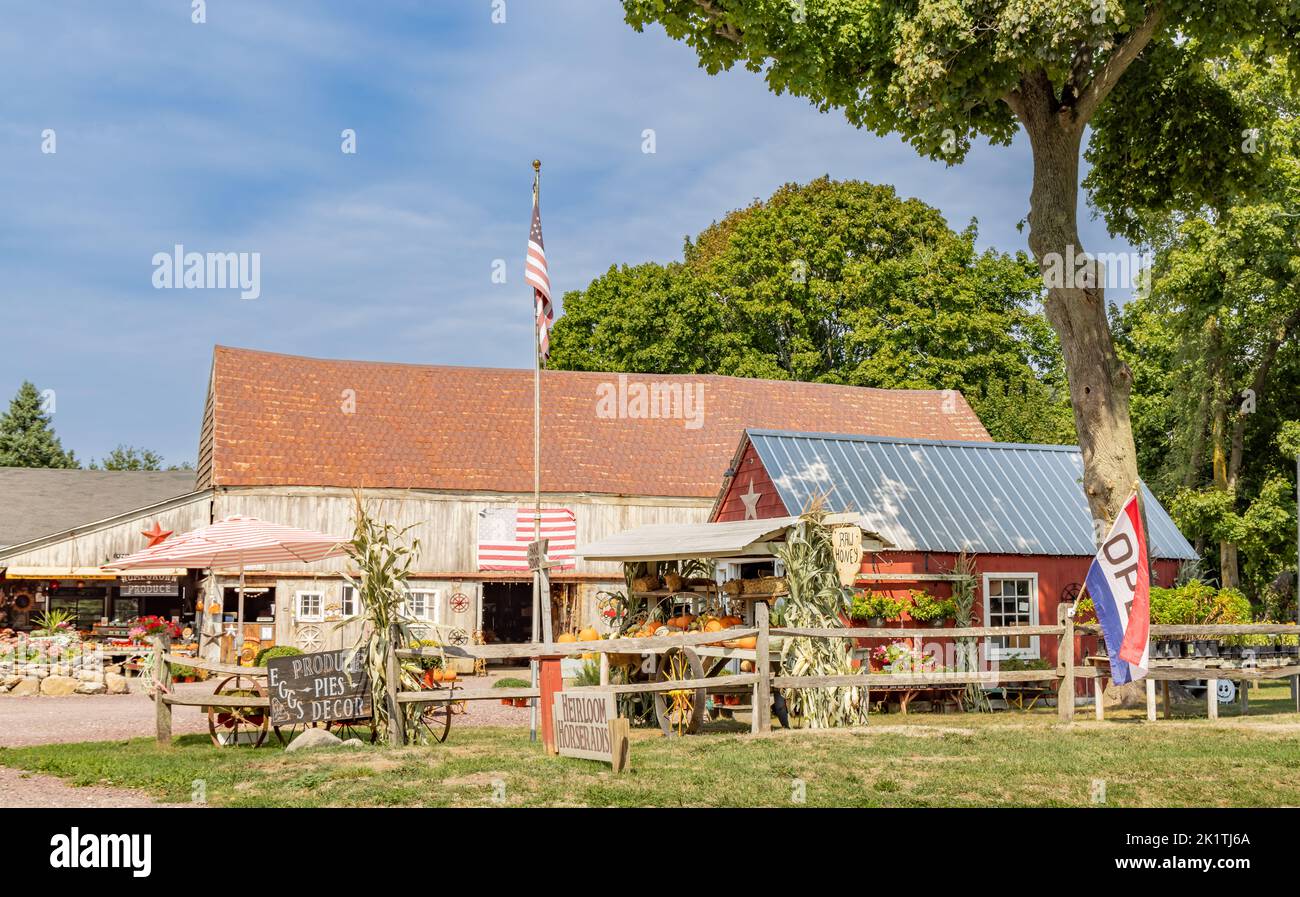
<box><xmin>747</xmin><ymin>430</ymin><xmax>1197</xmax><ymax>560</ymax></box>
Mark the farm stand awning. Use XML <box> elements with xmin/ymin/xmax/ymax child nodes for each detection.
<box><xmin>102</xmin><ymin>515</ymin><xmax>348</xmax><ymax>570</ymax></box>
<box><xmin>580</xmin><ymin>514</ymin><xmax>889</xmax><ymax>563</ymax></box>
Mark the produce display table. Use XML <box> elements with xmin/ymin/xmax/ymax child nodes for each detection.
<box><xmin>870</xmin><ymin>682</ymin><xmax>966</xmax><ymax>714</ymax></box>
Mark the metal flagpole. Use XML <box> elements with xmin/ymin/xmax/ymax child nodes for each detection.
<box><xmin>529</xmin><ymin>159</ymin><xmax>542</xmax><ymax>742</ymax></box>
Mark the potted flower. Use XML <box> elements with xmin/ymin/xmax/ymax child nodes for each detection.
<box><xmin>410</xmin><ymin>639</ymin><xmax>447</xmax><ymax>687</ymax></box>
<box><xmin>171</xmin><ymin>664</ymin><xmax>199</xmax><ymax>684</ymax></box>
<box><xmin>493</xmin><ymin>676</ymin><xmax>532</xmax><ymax>707</ymax></box>
<box><xmin>129</xmin><ymin>615</ymin><xmax>182</xmax><ymax>642</ymax></box>
<box><xmin>907</xmin><ymin>591</ymin><xmax>957</xmax><ymax>628</ymax></box>
<box><xmin>867</xmin><ymin>644</ymin><xmax>889</xmax><ymax>672</ymax></box>
<box><xmin>849</xmin><ymin>591</ymin><xmax>905</xmax><ymax>627</ymax></box>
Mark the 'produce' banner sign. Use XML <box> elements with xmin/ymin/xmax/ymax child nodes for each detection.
<box><xmin>267</xmin><ymin>648</ymin><xmax>371</xmax><ymax>727</ymax></box>
<box><xmin>1084</xmin><ymin>491</ymin><xmax>1150</xmax><ymax>685</ymax></box>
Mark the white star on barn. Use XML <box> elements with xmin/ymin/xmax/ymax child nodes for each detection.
<box><xmin>740</xmin><ymin>479</ymin><xmax>762</xmax><ymax>520</ymax></box>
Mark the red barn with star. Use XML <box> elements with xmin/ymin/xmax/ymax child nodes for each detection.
<box><xmin>711</xmin><ymin>429</ymin><xmax>1196</xmax><ymax>697</ymax></box>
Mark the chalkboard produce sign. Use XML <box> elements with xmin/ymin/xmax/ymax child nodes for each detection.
<box><xmin>267</xmin><ymin>648</ymin><xmax>371</xmax><ymax>727</ymax></box>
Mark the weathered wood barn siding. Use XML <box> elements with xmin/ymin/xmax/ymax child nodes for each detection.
<box><xmin>211</xmin><ymin>487</ymin><xmax>708</xmax><ymax>577</ymax></box>
<box><xmin>0</xmin><ymin>486</ymin><xmax>710</xmax><ymax>659</ymax></box>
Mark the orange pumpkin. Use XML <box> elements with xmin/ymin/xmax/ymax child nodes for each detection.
<box><xmin>734</xmin><ymin>636</ymin><xmax>758</xmax><ymax>649</ymax></box>
<box><xmin>557</xmin><ymin>632</ymin><xmax>578</xmax><ymax>643</ymax></box>
<box><xmin>577</xmin><ymin>626</ymin><xmax>601</xmax><ymax>642</ymax></box>
<box><xmin>704</xmin><ymin>620</ymin><xmax>724</xmax><ymax>633</ymax></box>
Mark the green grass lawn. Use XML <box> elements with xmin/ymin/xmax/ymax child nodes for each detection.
<box><xmin>3</xmin><ymin>682</ymin><xmax>1298</xmax><ymax>807</ymax></box>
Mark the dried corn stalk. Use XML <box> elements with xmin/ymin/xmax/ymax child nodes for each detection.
<box><xmin>775</xmin><ymin>510</ymin><xmax>868</xmax><ymax>728</ymax></box>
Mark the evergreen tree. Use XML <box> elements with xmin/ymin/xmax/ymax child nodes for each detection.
<box><xmin>0</xmin><ymin>382</ymin><xmax>78</xmax><ymax>469</ymax></box>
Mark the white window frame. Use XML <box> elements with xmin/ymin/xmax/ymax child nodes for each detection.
<box><xmin>340</xmin><ymin>585</ymin><xmax>358</xmax><ymax>618</ymax></box>
<box><xmin>295</xmin><ymin>590</ymin><xmax>325</xmax><ymax>624</ymax></box>
<box><xmin>404</xmin><ymin>589</ymin><xmax>440</xmax><ymax>622</ymax></box>
<box><xmin>982</xmin><ymin>573</ymin><xmax>1040</xmax><ymax>660</ymax></box>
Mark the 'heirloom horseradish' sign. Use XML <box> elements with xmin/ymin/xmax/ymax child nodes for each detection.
<box><xmin>267</xmin><ymin>648</ymin><xmax>371</xmax><ymax>727</ymax></box>
<box><xmin>552</xmin><ymin>691</ymin><xmax>629</xmax><ymax>771</ymax></box>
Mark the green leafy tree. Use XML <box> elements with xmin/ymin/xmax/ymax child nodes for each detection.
<box><xmin>551</xmin><ymin>178</ymin><xmax>1074</xmax><ymax>443</ymax></box>
<box><xmin>620</xmin><ymin>0</ymin><xmax>1300</xmax><ymax>526</ymax></box>
<box><xmin>91</xmin><ymin>445</ymin><xmax>165</xmax><ymax>471</ymax></box>
<box><xmin>0</xmin><ymin>381</ymin><xmax>78</xmax><ymax>469</ymax></box>
<box><xmin>1110</xmin><ymin>52</ymin><xmax>1300</xmax><ymax>593</ymax></box>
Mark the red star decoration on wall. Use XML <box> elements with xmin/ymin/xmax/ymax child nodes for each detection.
<box><xmin>141</xmin><ymin>522</ymin><xmax>173</xmax><ymax>547</ymax></box>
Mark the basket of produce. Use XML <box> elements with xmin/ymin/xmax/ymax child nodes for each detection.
<box><xmin>632</xmin><ymin>574</ymin><xmax>661</xmax><ymax>593</ymax></box>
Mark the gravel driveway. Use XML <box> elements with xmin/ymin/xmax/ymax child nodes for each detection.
<box><xmin>0</xmin><ymin>669</ymin><xmax>537</xmax><ymax>807</ymax></box>
<box><xmin>0</xmin><ymin>669</ymin><xmax>536</xmax><ymax>749</ymax></box>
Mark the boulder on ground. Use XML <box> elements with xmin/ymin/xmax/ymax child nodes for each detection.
<box><xmin>10</xmin><ymin>678</ymin><xmax>42</xmax><ymax>696</ymax></box>
<box><xmin>1102</xmin><ymin>681</ymin><xmax>1150</xmax><ymax>709</ymax></box>
<box><xmin>40</xmin><ymin>675</ymin><xmax>79</xmax><ymax>696</ymax></box>
<box><xmin>285</xmin><ymin>727</ymin><xmax>344</xmax><ymax>753</ymax></box>
<box><xmin>104</xmin><ymin>672</ymin><xmax>129</xmax><ymax>694</ymax></box>
<box><xmin>75</xmin><ymin>682</ymin><xmax>107</xmax><ymax>695</ymax></box>
<box><xmin>1</xmin><ymin>675</ymin><xmax>19</xmax><ymax>690</ymax></box>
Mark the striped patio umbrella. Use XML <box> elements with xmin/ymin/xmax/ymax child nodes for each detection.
<box><xmin>104</xmin><ymin>515</ymin><xmax>350</xmax><ymax>656</ymax></box>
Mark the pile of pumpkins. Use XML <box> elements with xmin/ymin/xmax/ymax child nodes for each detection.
<box><xmin>553</xmin><ymin>615</ymin><xmax>759</xmax><ymax>661</ymax></box>
<box><xmin>556</xmin><ymin>626</ymin><xmax>604</xmax><ymax>660</ymax></box>
<box><xmin>624</xmin><ymin>613</ymin><xmax>757</xmax><ymax>650</ymax></box>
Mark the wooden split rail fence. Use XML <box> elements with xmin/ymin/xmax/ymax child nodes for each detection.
<box><xmin>148</xmin><ymin>606</ymin><xmax>1300</xmax><ymax>746</ymax></box>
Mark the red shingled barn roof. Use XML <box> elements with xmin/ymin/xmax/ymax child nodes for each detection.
<box><xmin>199</xmin><ymin>346</ymin><xmax>991</xmax><ymax>498</ymax></box>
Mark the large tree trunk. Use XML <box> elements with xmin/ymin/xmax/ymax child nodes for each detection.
<box><xmin>1210</xmin><ymin>349</ymin><xmax>1240</xmax><ymax>589</ymax></box>
<box><xmin>1020</xmin><ymin>107</ymin><xmax>1139</xmax><ymax>528</ymax></box>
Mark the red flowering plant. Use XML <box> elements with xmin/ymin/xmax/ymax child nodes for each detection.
<box><xmin>128</xmin><ymin>615</ymin><xmax>182</xmax><ymax>641</ymax></box>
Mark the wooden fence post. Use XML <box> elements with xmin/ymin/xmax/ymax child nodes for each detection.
<box><xmin>1056</xmin><ymin>603</ymin><xmax>1074</xmax><ymax>722</ymax></box>
<box><xmin>752</xmin><ymin>601</ymin><xmax>771</xmax><ymax>734</ymax></box>
<box><xmin>539</xmin><ymin>656</ymin><xmax>563</xmax><ymax>754</ymax></box>
<box><xmin>152</xmin><ymin>634</ymin><xmax>172</xmax><ymax>746</ymax></box>
<box><xmin>1206</xmin><ymin>677</ymin><xmax>1219</xmax><ymax>720</ymax></box>
<box><xmin>386</xmin><ymin>625</ymin><xmax>405</xmax><ymax>747</ymax></box>
<box><xmin>1145</xmin><ymin>679</ymin><xmax>1157</xmax><ymax>722</ymax></box>
<box><xmin>1094</xmin><ymin>676</ymin><xmax>1105</xmax><ymax>721</ymax></box>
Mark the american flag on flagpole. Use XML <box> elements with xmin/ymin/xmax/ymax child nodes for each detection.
<box><xmin>477</xmin><ymin>507</ymin><xmax>576</xmax><ymax>571</ymax></box>
<box><xmin>526</xmin><ymin>186</ymin><xmax>554</xmax><ymax>362</ymax></box>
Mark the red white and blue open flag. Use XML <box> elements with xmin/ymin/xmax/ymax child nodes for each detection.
<box><xmin>1084</xmin><ymin>491</ymin><xmax>1150</xmax><ymax>685</ymax></box>
<box><xmin>526</xmin><ymin>186</ymin><xmax>553</xmax><ymax>362</ymax></box>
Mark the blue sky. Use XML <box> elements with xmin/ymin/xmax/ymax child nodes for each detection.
<box><xmin>0</xmin><ymin>0</ymin><xmax>1135</xmax><ymax>467</ymax></box>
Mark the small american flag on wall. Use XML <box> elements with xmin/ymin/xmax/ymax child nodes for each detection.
<box><xmin>477</xmin><ymin>507</ymin><xmax>576</xmax><ymax>571</ymax></box>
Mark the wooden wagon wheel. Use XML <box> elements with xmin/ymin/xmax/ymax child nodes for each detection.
<box><xmin>653</xmin><ymin>646</ymin><xmax>706</xmax><ymax>737</ymax></box>
<box><xmin>327</xmin><ymin>717</ymin><xmax>380</xmax><ymax>744</ymax></box>
<box><xmin>413</xmin><ymin>693</ymin><xmax>453</xmax><ymax>744</ymax></box>
<box><xmin>207</xmin><ymin>675</ymin><xmax>270</xmax><ymax>747</ymax></box>
<box><xmin>273</xmin><ymin>718</ymin><xmax>326</xmax><ymax>747</ymax></box>
<box><xmin>297</xmin><ymin>625</ymin><xmax>323</xmax><ymax>652</ymax></box>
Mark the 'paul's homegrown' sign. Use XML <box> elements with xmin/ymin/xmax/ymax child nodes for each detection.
<box><xmin>267</xmin><ymin>648</ymin><xmax>371</xmax><ymax>727</ymax></box>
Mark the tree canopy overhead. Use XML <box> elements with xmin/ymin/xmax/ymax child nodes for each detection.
<box><xmin>1113</xmin><ymin>50</ymin><xmax>1300</xmax><ymax>608</ymax></box>
<box><xmin>621</xmin><ymin>0</ymin><xmax>1300</xmax><ymax>525</ymax></box>
<box><xmin>551</xmin><ymin>177</ymin><xmax>1075</xmax><ymax>444</ymax></box>
<box><xmin>90</xmin><ymin>445</ymin><xmax>165</xmax><ymax>471</ymax></box>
